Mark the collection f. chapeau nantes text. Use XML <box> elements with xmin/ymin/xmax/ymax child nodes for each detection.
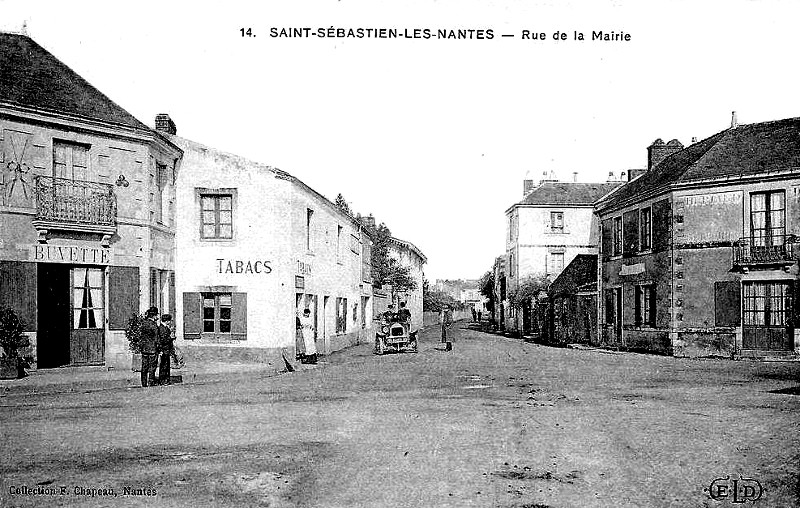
<box><xmin>255</xmin><ymin>27</ymin><xmax>631</xmax><ymax>42</ymax></box>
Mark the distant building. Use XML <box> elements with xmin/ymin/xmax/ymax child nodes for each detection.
<box><xmin>596</xmin><ymin>115</ymin><xmax>800</xmax><ymax>359</ymax></box>
<box><xmin>170</xmin><ymin>135</ymin><xmax>375</xmax><ymax>364</ymax></box>
<box><xmin>388</xmin><ymin>236</ymin><xmax>426</xmax><ymax>331</ymax></box>
<box><xmin>0</xmin><ymin>33</ymin><xmax>182</xmax><ymax>370</ymax></box>
<box><xmin>503</xmin><ymin>175</ymin><xmax>621</xmax><ymax>333</ymax></box>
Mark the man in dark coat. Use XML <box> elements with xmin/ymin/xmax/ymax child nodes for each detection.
<box><xmin>397</xmin><ymin>302</ymin><xmax>411</xmax><ymax>324</ymax></box>
<box><xmin>157</xmin><ymin>314</ymin><xmax>174</xmax><ymax>385</ymax></box>
<box><xmin>140</xmin><ymin>307</ymin><xmax>159</xmax><ymax>387</ymax></box>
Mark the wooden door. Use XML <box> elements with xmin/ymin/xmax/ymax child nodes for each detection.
<box><xmin>37</xmin><ymin>264</ymin><xmax>70</xmax><ymax>368</ymax></box>
<box><xmin>70</xmin><ymin>267</ymin><xmax>105</xmax><ymax>365</ymax></box>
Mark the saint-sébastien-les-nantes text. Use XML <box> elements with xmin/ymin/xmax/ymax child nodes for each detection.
<box><xmin>262</xmin><ymin>27</ymin><xmax>631</xmax><ymax>42</ymax></box>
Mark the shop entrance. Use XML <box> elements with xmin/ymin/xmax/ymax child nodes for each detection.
<box><xmin>37</xmin><ymin>264</ymin><xmax>105</xmax><ymax>367</ymax></box>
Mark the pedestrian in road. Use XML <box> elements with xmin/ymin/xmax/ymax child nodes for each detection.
<box><xmin>471</xmin><ymin>307</ymin><xmax>477</xmax><ymax>322</ymax></box>
<box><xmin>139</xmin><ymin>307</ymin><xmax>159</xmax><ymax>387</ymax></box>
<box><xmin>157</xmin><ymin>314</ymin><xmax>174</xmax><ymax>385</ymax></box>
<box><xmin>440</xmin><ymin>306</ymin><xmax>454</xmax><ymax>351</ymax></box>
<box><xmin>300</xmin><ymin>308</ymin><xmax>317</xmax><ymax>364</ymax></box>
<box><xmin>477</xmin><ymin>308</ymin><xmax>482</xmax><ymax>322</ymax></box>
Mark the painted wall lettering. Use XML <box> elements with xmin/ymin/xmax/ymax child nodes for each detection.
<box><xmin>297</xmin><ymin>260</ymin><xmax>312</xmax><ymax>275</ymax></box>
<box><xmin>30</xmin><ymin>244</ymin><xmax>112</xmax><ymax>265</ymax></box>
<box><xmin>217</xmin><ymin>258</ymin><xmax>273</xmax><ymax>274</ymax></box>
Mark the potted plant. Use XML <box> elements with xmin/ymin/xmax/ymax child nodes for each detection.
<box><xmin>125</xmin><ymin>313</ymin><xmax>145</xmax><ymax>372</ymax></box>
<box><xmin>0</xmin><ymin>307</ymin><xmax>31</xmax><ymax>379</ymax></box>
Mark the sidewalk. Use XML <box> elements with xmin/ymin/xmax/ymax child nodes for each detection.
<box><xmin>0</xmin><ymin>360</ymin><xmax>285</xmax><ymax>397</ymax></box>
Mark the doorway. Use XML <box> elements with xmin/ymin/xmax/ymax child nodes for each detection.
<box><xmin>37</xmin><ymin>265</ymin><xmax>105</xmax><ymax>367</ymax></box>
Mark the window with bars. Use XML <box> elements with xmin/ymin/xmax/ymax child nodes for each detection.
<box><xmin>612</xmin><ymin>216</ymin><xmax>623</xmax><ymax>256</ymax></box>
<box><xmin>742</xmin><ymin>282</ymin><xmax>791</xmax><ymax>328</ymax></box>
<box><xmin>640</xmin><ymin>207</ymin><xmax>652</xmax><ymax>251</ymax></box>
<box><xmin>634</xmin><ymin>284</ymin><xmax>656</xmax><ymax>327</ymax></box>
<box><xmin>550</xmin><ymin>211</ymin><xmax>564</xmax><ymax>233</ymax></box>
<box><xmin>203</xmin><ymin>293</ymin><xmax>232</xmax><ymax>333</ymax></box>
<box><xmin>750</xmin><ymin>191</ymin><xmax>785</xmax><ymax>246</ymax></box>
<box><xmin>200</xmin><ymin>194</ymin><xmax>233</xmax><ymax>239</ymax></box>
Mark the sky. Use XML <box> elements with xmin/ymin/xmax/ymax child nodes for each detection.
<box><xmin>2</xmin><ymin>0</ymin><xmax>799</xmax><ymax>281</ymax></box>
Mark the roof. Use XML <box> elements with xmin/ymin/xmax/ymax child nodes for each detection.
<box><xmin>390</xmin><ymin>237</ymin><xmax>427</xmax><ymax>264</ymax></box>
<box><xmin>597</xmin><ymin>117</ymin><xmax>800</xmax><ymax>211</ymax></box>
<box><xmin>169</xmin><ymin>134</ymin><xmax>370</xmax><ymax>234</ymax></box>
<box><xmin>548</xmin><ymin>254</ymin><xmax>597</xmax><ymax>297</ymax></box>
<box><xmin>510</xmin><ymin>182</ymin><xmax>622</xmax><ymax>211</ymax></box>
<box><xmin>0</xmin><ymin>33</ymin><xmax>149</xmax><ymax>131</ymax></box>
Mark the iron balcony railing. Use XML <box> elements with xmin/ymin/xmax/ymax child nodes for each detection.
<box><xmin>34</xmin><ymin>175</ymin><xmax>117</xmax><ymax>227</ymax></box>
<box><xmin>732</xmin><ymin>235</ymin><xmax>796</xmax><ymax>267</ymax></box>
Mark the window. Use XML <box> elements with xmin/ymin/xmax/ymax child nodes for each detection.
<box><xmin>743</xmin><ymin>282</ymin><xmax>791</xmax><ymax>327</ymax></box>
<box><xmin>306</xmin><ymin>209</ymin><xmax>314</xmax><ymax>251</ymax></box>
<box><xmin>201</xmin><ymin>194</ymin><xmax>233</xmax><ymax>239</ymax></box>
<box><xmin>750</xmin><ymin>191</ymin><xmax>785</xmax><ymax>246</ymax></box>
<box><xmin>53</xmin><ymin>141</ymin><xmax>89</xmax><ymax>181</ymax></box>
<box><xmin>508</xmin><ymin>215</ymin><xmax>514</xmax><ymax>241</ymax></box>
<box><xmin>73</xmin><ymin>267</ymin><xmax>103</xmax><ymax>329</ymax></box>
<box><xmin>203</xmin><ymin>293</ymin><xmax>232</xmax><ymax>333</ymax></box>
<box><xmin>612</xmin><ymin>216</ymin><xmax>623</xmax><ymax>256</ymax></box>
<box><xmin>155</xmin><ymin>162</ymin><xmax>167</xmax><ymax>224</ymax></box>
<box><xmin>550</xmin><ymin>212</ymin><xmax>564</xmax><ymax>233</ymax></box>
<box><xmin>640</xmin><ymin>207</ymin><xmax>652</xmax><ymax>251</ymax></box>
<box><xmin>634</xmin><ymin>284</ymin><xmax>656</xmax><ymax>327</ymax></box>
<box><xmin>337</xmin><ymin>225</ymin><xmax>343</xmax><ymax>262</ymax></box>
<box><xmin>549</xmin><ymin>252</ymin><xmax>565</xmax><ymax>275</ymax></box>
<box><xmin>336</xmin><ymin>297</ymin><xmax>348</xmax><ymax>333</ymax></box>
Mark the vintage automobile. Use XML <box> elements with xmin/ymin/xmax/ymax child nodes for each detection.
<box><xmin>374</xmin><ymin>314</ymin><xmax>418</xmax><ymax>355</ymax></box>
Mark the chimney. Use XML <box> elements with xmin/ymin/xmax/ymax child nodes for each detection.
<box><xmin>606</xmin><ymin>171</ymin><xmax>616</xmax><ymax>182</ymax></box>
<box><xmin>620</xmin><ymin>171</ymin><xmax>627</xmax><ymax>181</ymax></box>
<box><xmin>647</xmin><ymin>138</ymin><xmax>683</xmax><ymax>170</ymax></box>
<box><xmin>360</xmin><ymin>214</ymin><xmax>376</xmax><ymax>228</ymax></box>
<box><xmin>691</xmin><ymin>137</ymin><xmax>698</xmax><ymax>144</ymax></box>
<box><xmin>155</xmin><ymin>114</ymin><xmax>177</xmax><ymax>135</ymax></box>
<box><xmin>549</xmin><ymin>170</ymin><xmax>556</xmax><ymax>181</ymax></box>
<box><xmin>731</xmin><ymin>111</ymin><xmax>738</xmax><ymax>129</ymax></box>
<box><xmin>523</xmin><ymin>179</ymin><xmax>535</xmax><ymax>197</ymax></box>
<box><xmin>572</xmin><ymin>171</ymin><xmax>578</xmax><ymax>183</ymax></box>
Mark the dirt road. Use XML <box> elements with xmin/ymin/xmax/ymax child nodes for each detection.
<box><xmin>1</xmin><ymin>322</ymin><xmax>798</xmax><ymax>507</ymax></box>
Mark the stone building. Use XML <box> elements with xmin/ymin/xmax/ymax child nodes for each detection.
<box><xmin>596</xmin><ymin>115</ymin><xmax>800</xmax><ymax>358</ymax></box>
<box><xmin>169</xmin><ymin>135</ymin><xmax>375</xmax><ymax>365</ymax></box>
<box><xmin>388</xmin><ymin>236</ymin><xmax>426</xmax><ymax>332</ymax></box>
<box><xmin>503</xmin><ymin>175</ymin><xmax>620</xmax><ymax>333</ymax></box>
<box><xmin>0</xmin><ymin>33</ymin><xmax>182</xmax><ymax>369</ymax></box>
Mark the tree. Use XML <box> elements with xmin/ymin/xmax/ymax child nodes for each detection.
<box><xmin>356</xmin><ymin>216</ymin><xmax>417</xmax><ymax>293</ymax></box>
<box><xmin>0</xmin><ymin>307</ymin><xmax>29</xmax><ymax>358</ymax></box>
<box><xmin>334</xmin><ymin>193</ymin><xmax>351</xmax><ymax>215</ymax></box>
<box><xmin>479</xmin><ymin>271</ymin><xmax>495</xmax><ymax>313</ymax></box>
<box><xmin>507</xmin><ymin>274</ymin><xmax>551</xmax><ymax>309</ymax></box>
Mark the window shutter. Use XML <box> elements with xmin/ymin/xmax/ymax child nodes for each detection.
<box><xmin>601</xmin><ymin>219</ymin><xmax>613</xmax><ymax>261</ymax></box>
<box><xmin>648</xmin><ymin>286</ymin><xmax>656</xmax><ymax>326</ymax></box>
<box><xmin>231</xmin><ymin>292</ymin><xmax>247</xmax><ymax>340</ymax></box>
<box><xmin>0</xmin><ymin>261</ymin><xmax>37</xmax><ymax>331</ymax></box>
<box><xmin>183</xmin><ymin>292</ymin><xmax>202</xmax><ymax>340</ymax></box>
<box><xmin>714</xmin><ymin>281</ymin><xmax>741</xmax><ymax>327</ymax></box>
<box><xmin>634</xmin><ymin>286</ymin><xmax>642</xmax><ymax>326</ymax></box>
<box><xmin>168</xmin><ymin>271</ymin><xmax>176</xmax><ymax>318</ymax></box>
<box><xmin>652</xmin><ymin>198</ymin><xmax>672</xmax><ymax>252</ymax></box>
<box><xmin>623</xmin><ymin>210</ymin><xmax>639</xmax><ymax>257</ymax></box>
<box><xmin>108</xmin><ymin>266</ymin><xmax>139</xmax><ymax>330</ymax></box>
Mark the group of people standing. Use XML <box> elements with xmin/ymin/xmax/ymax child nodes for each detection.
<box><xmin>471</xmin><ymin>306</ymin><xmax>482</xmax><ymax>323</ymax></box>
<box><xmin>139</xmin><ymin>307</ymin><xmax>178</xmax><ymax>387</ymax></box>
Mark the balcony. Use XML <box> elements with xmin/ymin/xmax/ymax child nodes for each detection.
<box><xmin>732</xmin><ymin>235</ymin><xmax>797</xmax><ymax>271</ymax></box>
<box><xmin>32</xmin><ymin>175</ymin><xmax>117</xmax><ymax>239</ymax></box>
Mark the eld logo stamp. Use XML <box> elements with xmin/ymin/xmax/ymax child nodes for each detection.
<box><xmin>705</xmin><ymin>476</ymin><xmax>763</xmax><ymax>504</ymax></box>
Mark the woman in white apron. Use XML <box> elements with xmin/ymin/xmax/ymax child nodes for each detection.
<box><xmin>300</xmin><ymin>308</ymin><xmax>317</xmax><ymax>364</ymax></box>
